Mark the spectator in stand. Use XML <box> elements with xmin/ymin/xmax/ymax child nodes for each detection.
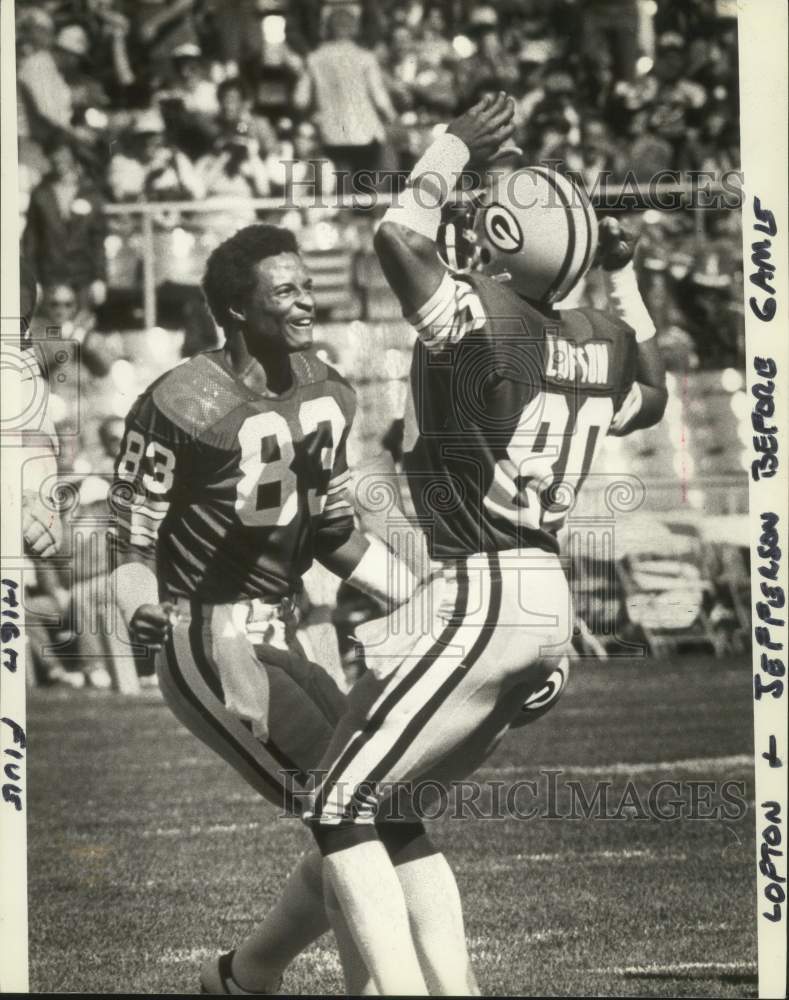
<box><xmin>456</xmin><ymin>6</ymin><xmax>520</xmax><ymax>106</ymax></box>
<box><xmin>378</xmin><ymin>21</ymin><xmax>455</xmax><ymax>169</ymax></box>
<box><xmin>605</xmin><ymin>72</ymin><xmax>659</xmax><ymax>137</ymax></box>
<box><xmin>267</xmin><ymin>119</ymin><xmax>337</xmax><ymax>205</ymax></box>
<box><xmin>415</xmin><ymin>5</ymin><xmax>456</xmax><ymax>69</ymax></box>
<box><xmin>33</xmin><ymin>284</ymin><xmax>117</xmax><ymax>378</ymax></box>
<box><xmin>648</xmin><ymin>32</ymin><xmax>707</xmax><ymax>156</ymax></box>
<box><xmin>293</xmin><ymin>7</ymin><xmax>396</xmax><ymax>183</ymax></box>
<box><xmin>66</xmin><ymin>413</ymin><xmax>137</xmax><ymax>690</ymax></box>
<box><xmin>107</xmin><ymin>113</ymin><xmax>212</xmax><ymax>355</ymax></box>
<box><xmin>54</xmin><ymin>24</ymin><xmax>111</xmax><ymax>118</ymax></box>
<box><xmin>693</xmin><ymin>98</ymin><xmax>740</xmax><ymax>175</ymax></box>
<box><xmin>22</xmin><ymin>140</ymin><xmax>107</xmax><ymax>314</ymax></box>
<box><xmin>559</xmin><ymin>116</ymin><xmax>624</xmax><ymax>188</ymax></box>
<box><xmin>24</xmin><ymin>559</ymin><xmax>82</xmax><ymax>688</ymax></box>
<box><xmin>251</xmin><ymin>14</ymin><xmax>306</xmax><ymax>122</ymax></box>
<box><xmin>213</xmin><ymin>77</ymin><xmax>277</xmax><ymax>157</ymax></box>
<box><xmin>580</xmin><ymin>0</ymin><xmax>640</xmax><ymax>84</ymax></box>
<box><xmin>154</xmin><ymin>43</ymin><xmax>220</xmax><ymax>158</ymax></box>
<box><xmin>108</xmin><ymin>108</ymin><xmax>205</xmax><ymax>203</ymax></box>
<box><xmin>527</xmin><ymin>69</ymin><xmax>582</xmax><ymax>162</ymax></box>
<box><xmin>511</xmin><ymin>53</ymin><xmax>550</xmax><ymax>144</ymax></box>
<box><xmin>68</xmin><ymin>0</ymin><xmax>136</xmax><ymax>107</ymax></box>
<box><xmin>159</xmin><ymin>42</ymin><xmax>219</xmax><ymax>115</ymax></box>
<box><xmin>505</xmin><ymin>2</ymin><xmax>565</xmax><ymax>68</ymax></box>
<box><xmin>197</xmin><ymin>0</ymin><xmax>263</xmax><ymax>79</ymax></box>
<box><xmin>691</xmin><ymin>22</ymin><xmax>739</xmax><ymax>96</ymax></box>
<box><xmin>126</xmin><ymin>0</ymin><xmax>201</xmax><ymax>100</ymax></box>
<box><xmin>378</xmin><ymin>24</ymin><xmax>419</xmax><ymax>114</ymax></box>
<box><xmin>16</xmin><ymin>11</ymin><xmax>97</xmax><ymax>154</ymax></box>
<box><xmin>20</xmin><ymin>412</ymin><xmax>104</xmax><ymax>689</ymax></box>
<box><xmin>625</xmin><ymin>103</ymin><xmax>675</xmax><ymax>183</ymax></box>
<box><xmin>195</xmin><ymin>133</ymin><xmax>271</xmax><ymax>238</ymax></box>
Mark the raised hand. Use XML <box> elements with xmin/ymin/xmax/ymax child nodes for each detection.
<box><xmin>446</xmin><ymin>91</ymin><xmax>520</xmax><ymax>168</ymax></box>
<box><xmin>597</xmin><ymin>216</ymin><xmax>636</xmax><ymax>271</ymax></box>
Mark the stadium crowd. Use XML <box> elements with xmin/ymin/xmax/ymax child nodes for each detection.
<box><xmin>18</xmin><ymin>0</ymin><xmax>743</xmax><ymax>361</ymax></box>
<box><xmin>17</xmin><ymin>0</ymin><xmax>746</xmax><ymax>689</ymax></box>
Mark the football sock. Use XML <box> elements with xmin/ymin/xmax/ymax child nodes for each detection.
<box><xmin>394</xmin><ymin>846</ymin><xmax>480</xmax><ymax>995</ymax></box>
<box><xmin>321</xmin><ymin>838</ymin><xmax>429</xmax><ymax>995</ymax></box>
<box><xmin>232</xmin><ymin>850</ymin><xmax>329</xmax><ymax>992</ymax></box>
<box><xmin>228</xmin><ymin>829</ymin><xmax>473</xmax><ymax>994</ymax></box>
<box><xmin>323</xmin><ymin>879</ymin><xmax>377</xmax><ymax>994</ymax></box>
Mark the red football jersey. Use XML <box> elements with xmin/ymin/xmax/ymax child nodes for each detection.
<box><xmin>113</xmin><ymin>349</ymin><xmax>355</xmax><ymax>602</ymax></box>
<box><xmin>403</xmin><ymin>271</ymin><xmax>637</xmax><ymax>558</ymax></box>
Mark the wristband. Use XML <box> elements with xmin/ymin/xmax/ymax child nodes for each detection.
<box><xmin>382</xmin><ymin>132</ymin><xmax>470</xmax><ymax>241</ymax></box>
<box><xmin>604</xmin><ymin>261</ymin><xmax>656</xmax><ymax>343</ymax></box>
<box><xmin>347</xmin><ymin>534</ymin><xmax>418</xmax><ymax>611</ymax></box>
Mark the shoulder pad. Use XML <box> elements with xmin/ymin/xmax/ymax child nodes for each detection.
<box><xmin>148</xmin><ymin>354</ymin><xmax>247</xmax><ymax>437</ymax></box>
<box><xmin>294</xmin><ymin>350</ymin><xmax>356</xmax><ymax>410</ymax></box>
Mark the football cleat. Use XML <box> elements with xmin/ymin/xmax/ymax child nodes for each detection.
<box><xmin>199</xmin><ymin>951</ymin><xmax>255</xmax><ymax>995</ymax></box>
<box><xmin>439</xmin><ymin>167</ymin><xmax>598</xmax><ymax>304</ymax></box>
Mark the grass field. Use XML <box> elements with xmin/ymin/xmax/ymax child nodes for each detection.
<box><xmin>27</xmin><ymin>654</ymin><xmax>757</xmax><ymax>996</ymax></box>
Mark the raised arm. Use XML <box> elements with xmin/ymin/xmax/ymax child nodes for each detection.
<box><xmin>373</xmin><ymin>92</ymin><xmax>517</xmax><ymax>316</ymax></box>
<box><xmin>599</xmin><ymin>218</ymin><xmax>668</xmax><ymax>435</ymax></box>
<box><xmin>313</xmin><ymin>412</ymin><xmax>417</xmax><ymax>611</ymax></box>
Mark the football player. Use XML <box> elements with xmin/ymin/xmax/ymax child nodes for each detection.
<box><xmin>16</xmin><ymin>257</ymin><xmax>62</xmax><ymax>559</ymax></box>
<box><xmin>288</xmin><ymin>92</ymin><xmax>668</xmax><ymax>992</ymax></box>
<box><xmin>109</xmin><ymin>224</ymin><xmax>475</xmax><ymax>995</ymax></box>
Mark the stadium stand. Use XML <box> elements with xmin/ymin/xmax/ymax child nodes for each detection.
<box><xmin>16</xmin><ymin>0</ymin><xmax>747</xmax><ymax>687</ymax></box>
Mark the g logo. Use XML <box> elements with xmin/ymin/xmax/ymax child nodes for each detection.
<box><xmin>483</xmin><ymin>205</ymin><xmax>523</xmax><ymax>253</ymax></box>
<box><xmin>521</xmin><ymin>669</ymin><xmax>565</xmax><ymax>711</ymax></box>
<box><xmin>510</xmin><ymin>655</ymin><xmax>570</xmax><ymax>729</ymax></box>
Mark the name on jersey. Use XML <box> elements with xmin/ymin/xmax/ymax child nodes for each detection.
<box><xmin>545</xmin><ymin>335</ymin><xmax>610</xmax><ymax>386</ymax></box>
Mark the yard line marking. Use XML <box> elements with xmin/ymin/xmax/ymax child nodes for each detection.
<box><xmin>142</xmin><ymin>820</ymin><xmax>279</xmax><ymax>838</ymax></box>
<box><xmin>159</xmin><ymin>948</ymin><xmax>215</xmax><ymax>964</ymax></box>
<box><xmin>479</xmin><ymin>753</ymin><xmax>753</xmax><ymax>779</ymax></box>
<box><xmin>470</xmin><ymin>848</ymin><xmax>688</xmax><ymax>867</ymax></box>
<box><xmin>591</xmin><ymin>961</ymin><xmax>757</xmax><ymax>976</ymax></box>
<box><xmin>204</xmin><ymin>821</ymin><xmax>262</xmax><ymax>835</ymax></box>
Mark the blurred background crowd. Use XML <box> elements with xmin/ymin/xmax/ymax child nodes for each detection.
<box><xmin>17</xmin><ymin>0</ymin><xmax>743</xmax><ymax>355</ymax></box>
<box><xmin>16</xmin><ymin>0</ymin><xmax>750</xmax><ymax>692</ymax></box>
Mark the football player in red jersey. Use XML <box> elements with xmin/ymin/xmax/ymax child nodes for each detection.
<box><xmin>110</xmin><ymin>224</ymin><xmax>479</xmax><ymax>995</ymax></box>
<box><xmin>290</xmin><ymin>94</ymin><xmax>668</xmax><ymax>992</ymax></box>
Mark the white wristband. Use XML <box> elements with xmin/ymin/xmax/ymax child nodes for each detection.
<box><xmin>382</xmin><ymin>132</ymin><xmax>470</xmax><ymax>241</ymax></box>
<box><xmin>604</xmin><ymin>261</ymin><xmax>656</xmax><ymax>343</ymax></box>
<box><xmin>347</xmin><ymin>534</ymin><xmax>418</xmax><ymax>611</ymax></box>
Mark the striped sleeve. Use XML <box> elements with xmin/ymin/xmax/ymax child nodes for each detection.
<box><xmin>314</xmin><ymin>426</ymin><xmax>355</xmax><ymax>557</ymax></box>
<box><xmin>113</xmin><ymin>393</ymin><xmax>184</xmax><ymax>566</ymax></box>
<box><xmin>406</xmin><ymin>271</ymin><xmax>486</xmax><ymax>351</ymax></box>
<box><xmin>321</xmin><ymin>424</ymin><xmax>353</xmax><ymax>524</ymax></box>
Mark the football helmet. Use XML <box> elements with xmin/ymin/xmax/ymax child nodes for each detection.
<box><xmin>439</xmin><ymin>167</ymin><xmax>598</xmax><ymax>304</ymax></box>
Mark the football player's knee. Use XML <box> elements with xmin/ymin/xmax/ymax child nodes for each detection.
<box><xmin>375</xmin><ymin>819</ymin><xmax>437</xmax><ymax>865</ymax></box>
<box><xmin>308</xmin><ymin>821</ymin><xmax>380</xmax><ymax>856</ymax></box>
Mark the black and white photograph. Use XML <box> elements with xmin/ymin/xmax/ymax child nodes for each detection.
<box><xmin>0</xmin><ymin>0</ymin><xmax>786</xmax><ymax>995</ymax></box>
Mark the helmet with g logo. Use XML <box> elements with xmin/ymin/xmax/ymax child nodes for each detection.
<box><xmin>441</xmin><ymin>167</ymin><xmax>598</xmax><ymax>304</ymax></box>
